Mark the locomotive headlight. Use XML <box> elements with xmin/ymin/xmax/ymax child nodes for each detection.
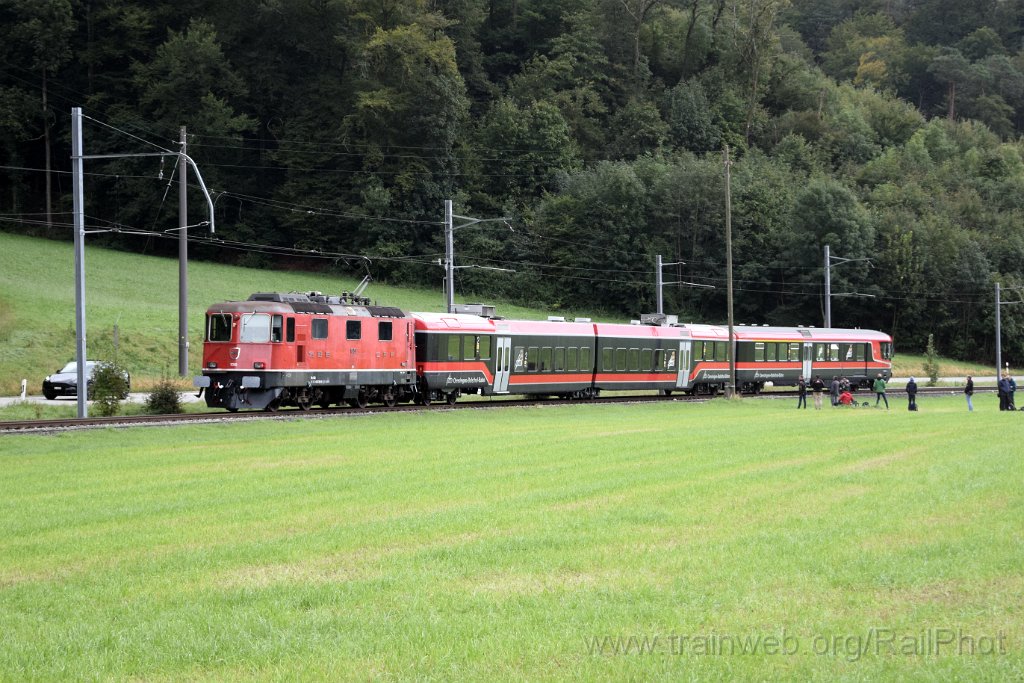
<box><xmin>253</xmin><ymin>362</ymin><xmax>265</xmax><ymax>369</ymax></box>
<box><xmin>207</xmin><ymin>361</ymin><xmax>218</xmax><ymax>369</ymax></box>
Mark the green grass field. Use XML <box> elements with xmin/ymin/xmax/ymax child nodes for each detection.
<box><xmin>1</xmin><ymin>397</ymin><xmax>1020</xmax><ymax>680</ymax></box>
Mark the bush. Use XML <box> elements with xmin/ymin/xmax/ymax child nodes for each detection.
<box><xmin>92</xmin><ymin>362</ymin><xmax>130</xmax><ymax>416</ymax></box>
<box><xmin>146</xmin><ymin>380</ymin><xmax>183</xmax><ymax>414</ymax></box>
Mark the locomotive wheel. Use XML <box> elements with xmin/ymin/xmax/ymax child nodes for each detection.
<box><xmin>297</xmin><ymin>399</ymin><xmax>312</xmax><ymax>411</ymax></box>
<box><xmin>382</xmin><ymin>392</ymin><xmax>397</xmax><ymax>408</ymax></box>
<box><xmin>445</xmin><ymin>391</ymin><xmax>458</xmax><ymax>405</ymax></box>
<box><xmin>349</xmin><ymin>391</ymin><xmax>369</xmax><ymax>409</ymax></box>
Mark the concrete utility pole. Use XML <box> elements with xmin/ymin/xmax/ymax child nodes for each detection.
<box><xmin>655</xmin><ymin>254</ymin><xmax>713</xmax><ymax>315</ymax></box>
<box><xmin>445</xmin><ymin>199</ymin><xmax>455</xmax><ymax>313</ymax></box>
<box><xmin>71</xmin><ymin>107</ymin><xmax>88</xmax><ymax>418</ymax></box>
<box><xmin>996</xmin><ymin>282</ymin><xmax>1002</xmax><ymax>379</ymax></box>
<box><xmin>824</xmin><ymin>244</ymin><xmax>831</xmax><ymax>328</ymax></box>
<box><xmin>179</xmin><ymin>126</ymin><xmax>189</xmax><ymax>376</ymax></box>
<box><xmin>724</xmin><ymin>145</ymin><xmax>736</xmax><ymax>398</ymax></box>
<box><xmin>995</xmin><ymin>283</ymin><xmax>1020</xmax><ymax>378</ymax></box>
<box><xmin>70</xmin><ymin>109</ymin><xmax>217</xmax><ymax>416</ymax></box>
<box><xmin>823</xmin><ymin>245</ymin><xmax>873</xmax><ymax>328</ymax></box>
<box><xmin>656</xmin><ymin>254</ymin><xmax>663</xmax><ymax>315</ymax></box>
<box><xmin>442</xmin><ymin>200</ymin><xmax>513</xmax><ymax>313</ymax></box>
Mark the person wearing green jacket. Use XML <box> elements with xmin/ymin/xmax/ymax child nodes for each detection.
<box><xmin>873</xmin><ymin>374</ymin><xmax>889</xmax><ymax>409</ymax></box>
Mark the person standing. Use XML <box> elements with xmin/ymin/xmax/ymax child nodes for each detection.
<box><xmin>998</xmin><ymin>373</ymin><xmax>1011</xmax><ymax>411</ymax></box>
<box><xmin>830</xmin><ymin>376</ymin><xmax>840</xmax><ymax>407</ymax></box>
<box><xmin>1010</xmin><ymin>375</ymin><xmax>1017</xmax><ymax>410</ymax></box>
<box><xmin>873</xmin><ymin>373</ymin><xmax>889</xmax><ymax>409</ymax></box>
<box><xmin>906</xmin><ymin>376</ymin><xmax>918</xmax><ymax>411</ymax></box>
<box><xmin>964</xmin><ymin>375</ymin><xmax>974</xmax><ymax>412</ymax></box>
<box><xmin>810</xmin><ymin>375</ymin><xmax>826</xmax><ymax>410</ymax></box>
<box><xmin>797</xmin><ymin>376</ymin><xmax>807</xmax><ymax>409</ymax></box>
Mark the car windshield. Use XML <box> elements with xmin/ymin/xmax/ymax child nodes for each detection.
<box><xmin>58</xmin><ymin>361</ymin><xmax>99</xmax><ymax>374</ymax></box>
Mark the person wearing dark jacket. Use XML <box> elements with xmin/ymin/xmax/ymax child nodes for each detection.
<box><xmin>906</xmin><ymin>377</ymin><xmax>918</xmax><ymax>411</ymax></box>
<box><xmin>964</xmin><ymin>375</ymin><xmax>974</xmax><ymax>412</ymax></box>
<box><xmin>810</xmin><ymin>375</ymin><xmax>826</xmax><ymax>410</ymax></box>
<box><xmin>1010</xmin><ymin>376</ymin><xmax>1017</xmax><ymax>410</ymax></box>
<box><xmin>830</xmin><ymin>376</ymin><xmax>840</xmax><ymax>407</ymax></box>
<box><xmin>796</xmin><ymin>376</ymin><xmax>807</xmax><ymax>409</ymax></box>
<box><xmin>998</xmin><ymin>373</ymin><xmax>1011</xmax><ymax>411</ymax></box>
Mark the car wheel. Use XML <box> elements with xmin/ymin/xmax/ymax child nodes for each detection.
<box><xmin>43</xmin><ymin>387</ymin><xmax>57</xmax><ymax>401</ymax></box>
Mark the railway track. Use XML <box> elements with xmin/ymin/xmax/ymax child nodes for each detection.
<box><xmin>0</xmin><ymin>386</ymin><xmax>991</xmax><ymax>435</ymax></box>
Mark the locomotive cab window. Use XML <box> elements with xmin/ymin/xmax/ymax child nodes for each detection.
<box><xmin>208</xmin><ymin>314</ymin><xmax>232</xmax><ymax>342</ymax></box>
<box><xmin>271</xmin><ymin>315</ymin><xmax>283</xmax><ymax>343</ymax></box>
<box><xmin>378</xmin><ymin>321</ymin><xmax>393</xmax><ymax>341</ymax></box>
<box><xmin>286</xmin><ymin>318</ymin><xmax>295</xmax><ymax>343</ymax></box>
<box><xmin>343</xmin><ymin>320</ymin><xmax>358</xmax><ymax>340</ymax></box>
<box><xmin>240</xmin><ymin>313</ymin><xmax>271</xmax><ymax>343</ymax></box>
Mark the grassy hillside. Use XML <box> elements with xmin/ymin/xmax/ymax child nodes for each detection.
<box><xmin>0</xmin><ymin>232</ymin><xmax>611</xmax><ymax>395</ymax></box>
<box><xmin>1</xmin><ymin>398</ymin><xmax>1020</xmax><ymax>679</ymax></box>
<box><xmin>0</xmin><ymin>232</ymin><xmax>998</xmax><ymax>398</ymax></box>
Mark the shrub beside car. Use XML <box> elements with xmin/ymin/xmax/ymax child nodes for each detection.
<box><xmin>42</xmin><ymin>361</ymin><xmax>130</xmax><ymax>400</ymax></box>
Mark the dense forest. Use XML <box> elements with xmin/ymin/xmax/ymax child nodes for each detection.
<box><xmin>3</xmin><ymin>0</ymin><xmax>1024</xmax><ymax>362</ymax></box>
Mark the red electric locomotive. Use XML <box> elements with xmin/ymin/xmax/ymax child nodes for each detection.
<box><xmin>194</xmin><ymin>291</ymin><xmax>415</xmax><ymax>411</ymax></box>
